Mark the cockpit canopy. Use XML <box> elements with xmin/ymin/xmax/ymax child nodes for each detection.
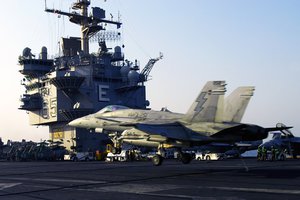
<box><xmin>96</xmin><ymin>105</ymin><xmax>129</xmax><ymax>115</ymax></box>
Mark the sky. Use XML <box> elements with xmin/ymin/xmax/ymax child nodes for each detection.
<box><xmin>0</xmin><ymin>0</ymin><xmax>299</xmax><ymax>142</ymax></box>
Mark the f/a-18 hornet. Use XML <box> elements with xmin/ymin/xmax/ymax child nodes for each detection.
<box><xmin>69</xmin><ymin>81</ymin><xmax>290</xmax><ymax>165</ymax></box>
<box><xmin>260</xmin><ymin>123</ymin><xmax>299</xmax><ymax>158</ymax></box>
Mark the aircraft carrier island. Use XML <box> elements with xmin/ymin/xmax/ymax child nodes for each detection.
<box><xmin>18</xmin><ymin>0</ymin><xmax>161</xmax><ymax>152</ymax></box>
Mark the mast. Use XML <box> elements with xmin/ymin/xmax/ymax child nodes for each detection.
<box><xmin>45</xmin><ymin>0</ymin><xmax>122</xmax><ymax>55</ymax></box>
<box><xmin>73</xmin><ymin>0</ymin><xmax>90</xmax><ymax>54</ymax></box>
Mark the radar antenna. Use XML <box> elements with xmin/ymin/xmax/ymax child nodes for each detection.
<box><xmin>44</xmin><ymin>0</ymin><xmax>122</xmax><ymax>55</ymax></box>
<box><xmin>90</xmin><ymin>31</ymin><xmax>121</xmax><ymax>43</ymax></box>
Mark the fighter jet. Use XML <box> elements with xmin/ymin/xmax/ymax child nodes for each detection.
<box><xmin>260</xmin><ymin>123</ymin><xmax>300</xmax><ymax>158</ymax></box>
<box><xmin>69</xmin><ymin>81</ymin><xmax>288</xmax><ymax>166</ymax></box>
<box><xmin>69</xmin><ymin>82</ymin><xmax>254</xmax><ymax>132</ymax></box>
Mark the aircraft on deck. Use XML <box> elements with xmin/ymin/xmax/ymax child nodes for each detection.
<box><xmin>260</xmin><ymin>123</ymin><xmax>299</xmax><ymax>158</ymax></box>
<box><xmin>69</xmin><ymin>81</ymin><xmax>289</xmax><ymax>166</ymax></box>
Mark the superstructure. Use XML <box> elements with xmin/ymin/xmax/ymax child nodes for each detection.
<box><xmin>18</xmin><ymin>0</ymin><xmax>161</xmax><ymax>152</ymax></box>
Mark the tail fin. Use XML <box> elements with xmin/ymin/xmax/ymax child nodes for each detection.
<box><xmin>184</xmin><ymin>81</ymin><xmax>226</xmax><ymax>123</ymax></box>
<box><xmin>223</xmin><ymin>86</ymin><xmax>255</xmax><ymax>123</ymax></box>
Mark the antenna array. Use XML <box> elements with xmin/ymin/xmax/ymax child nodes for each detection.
<box><xmin>90</xmin><ymin>31</ymin><xmax>121</xmax><ymax>42</ymax></box>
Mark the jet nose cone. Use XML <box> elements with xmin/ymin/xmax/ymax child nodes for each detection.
<box><xmin>68</xmin><ymin>118</ymin><xmax>82</xmax><ymax>127</ymax></box>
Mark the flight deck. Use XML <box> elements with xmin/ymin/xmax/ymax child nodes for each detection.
<box><xmin>0</xmin><ymin>158</ymin><xmax>299</xmax><ymax>199</ymax></box>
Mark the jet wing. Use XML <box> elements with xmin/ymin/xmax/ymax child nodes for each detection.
<box><xmin>133</xmin><ymin>122</ymin><xmax>212</xmax><ymax>142</ymax></box>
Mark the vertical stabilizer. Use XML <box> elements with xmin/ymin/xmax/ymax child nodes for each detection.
<box><xmin>184</xmin><ymin>81</ymin><xmax>226</xmax><ymax>123</ymax></box>
<box><xmin>224</xmin><ymin>86</ymin><xmax>255</xmax><ymax>123</ymax></box>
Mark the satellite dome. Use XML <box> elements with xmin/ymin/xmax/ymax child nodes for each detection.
<box><xmin>22</xmin><ymin>47</ymin><xmax>32</xmax><ymax>58</ymax></box>
<box><xmin>128</xmin><ymin>70</ymin><xmax>140</xmax><ymax>86</ymax></box>
<box><xmin>120</xmin><ymin>65</ymin><xmax>130</xmax><ymax>82</ymax></box>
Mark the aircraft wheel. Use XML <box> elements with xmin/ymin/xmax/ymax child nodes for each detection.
<box><xmin>152</xmin><ymin>154</ymin><xmax>163</xmax><ymax>166</ymax></box>
<box><xmin>206</xmin><ymin>155</ymin><xmax>211</xmax><ymax>160</ymax></box>
<box><xmin>112</xmin><ymin>147</ymin><xmax>121</xmax><ymax>154</ymax></box>
<box><xmin>181</xmin><ymin>153</ymin><xmax>192</xmax><ymax>164</ymax></box>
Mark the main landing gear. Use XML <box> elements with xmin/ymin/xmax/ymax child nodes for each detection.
<box><xmin>152</xmin><ymin>154</ymin><xmax>163</xmax><ymax>166</ymax></box>
<box><xmin>151</xmin><ymin>147</ymin><xmax>193</xmax><ymax>166</ymax></box>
